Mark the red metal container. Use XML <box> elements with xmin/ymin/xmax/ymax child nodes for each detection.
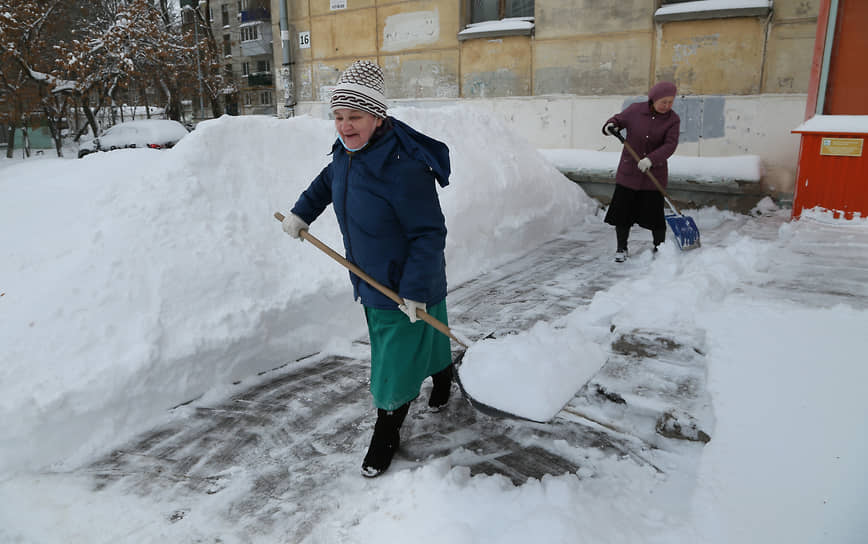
<box><xmin>792</xmin><ymin>121</ymin><xmax>868</xmax><ymax>220</ymax></box>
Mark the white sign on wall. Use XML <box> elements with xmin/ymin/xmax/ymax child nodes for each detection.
<box><xmin>382</xmin><ymin>10</ymin><xmax>439</xmax><ymax>52</ymax></box>
<box><xmin>330</xmin><ymin>0</ymin><xmax>346</xmax><ymax>10</ymax></box>
<box><xmin>298</xmin><ymin>31</ymin><xmax>310</xmax><ymax>49</ymax></box>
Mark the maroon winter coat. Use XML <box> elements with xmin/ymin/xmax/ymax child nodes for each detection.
<box><xmin>605</xmin><ymin>102</ymin><xmax>680</xmax><ymax>191</ymax></box>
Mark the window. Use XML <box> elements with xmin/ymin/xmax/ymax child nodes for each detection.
<box><xmin>224</xmin><ymin>64</ymin><xmax>233</xmax><ymax>77</ymax></box>
<box><xmin>256</xmin><ymin>60</ymin><xmax>270</xmax><ymax>73</ymax></box>
<box><xmin>260</xmin><ymin>91</ymin><xmax>272</xmax><ymax>105</ymax></box>
<box><xmin>240</xmin><ymin>24</ymin><xmax>259</xmax><ymax>42</ymax></box>
<box><xmin>221</xmin><ymin>4</ymin><xmax>229</xmax><ymax>26</ymax></box>
<box><xmin>460</xmin><ymin>0</ymin><xmax>535</xmax><ymax>40</ymax></box>
<box><xmin>242</xmin><ymin>62</ymin><xmax>250</xmax><ymax>76</ymax></box>
<box><xmin>244</xmin><ymin>93</ymin><xmax>253</xmax><ymax>106</ymax></box>
<box><xmin>470</xmin><ymin>0</ymin><xmax>534</xmax><ymax>24</ymax></box>
<box><xmin>223</xmin><ymin>34</ymin><xmax>231</xmax><ymax>56</ymax></box>
<box><xmin>208</xmin><ymin>7</ymin><xmax>213</xmax><ymax>21</ymax></box>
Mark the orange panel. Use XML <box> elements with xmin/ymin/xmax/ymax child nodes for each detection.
<box><xmin>792</xmin><ymin>133</ymin><xmax>868</xmax><ymax>219</ymax></box>
<box><xmin>824</xmin><ymin>0</ymin><xmax>868</xmax><ymax>115</ymax></box>
<box><xmin>804</xmin><ymin>0</ymin><xmax>831</xmax><ymax>120</ymax></box>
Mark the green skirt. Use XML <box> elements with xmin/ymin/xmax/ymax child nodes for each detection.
<box><xmin>364</xmin><ymin>300</ymin><xmax>452</xmax><ymax>410</ymax></box>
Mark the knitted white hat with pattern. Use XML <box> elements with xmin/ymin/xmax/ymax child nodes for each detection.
<box><xmin>330</xmin><ymin>60</ymin><xmax>388</xmax><ymax>119</ymax></box>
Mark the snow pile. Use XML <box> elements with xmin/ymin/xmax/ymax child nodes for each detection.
<box><xmin>334</xmin><ymin>210</ymin><xmax>868</xmax><ymax>544</ymax></box>
<box><xmin>1</xmin><ymin>116</ymin><xmax>868</xmax><ymax>543</ymax></box>
<box><xmin>460</xmin><ymin>210</ymin><xmax>770</xmax><ymax>422</ymax></box>
<box><xmin>0</xmin><ymin>106</ymin><xmax>595</xmax><ymax>473</ymax></box>
<box><xmin>540</xmin><ymin>148</ymin><xmax>762</xmax><ymax>183</ymax></box>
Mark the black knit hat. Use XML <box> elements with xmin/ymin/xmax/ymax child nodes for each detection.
<box><xmin>330</xmin><ymin>60</ymin><xmax>388</xmax><ymax>119</ymax></box>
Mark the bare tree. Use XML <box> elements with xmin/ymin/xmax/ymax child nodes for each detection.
<box><xmin>0</xmin><ymin>0</ymin><xmax>72</xmax><ymax>156</ymax></box>
<box><xmin>1</xmin><ymin>0</ymin><xmax>220</xmax><ymax>157</ymax></box>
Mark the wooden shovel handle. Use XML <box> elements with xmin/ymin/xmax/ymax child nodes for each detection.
<box><xmin>609</xmin><ymin>130</ymin><xmax>683</xmax><ymax>216</ymax></box>
<box><xmin>274</xmin><ymin>211</ymin><xmax>466</xmax><ymax>348</ymax></box>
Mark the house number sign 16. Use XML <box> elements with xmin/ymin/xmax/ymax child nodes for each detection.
<box><xmin>298</xmin><ymin>31</ymin><xmax>311</xmax><ymax>49</ymax></box>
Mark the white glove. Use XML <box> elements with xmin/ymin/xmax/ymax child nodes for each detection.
<box><xmin>398</xmin><ymin>299</ymin><xmax>426</xmax><ymax>324</ymax></box>
<box><xmin>282</xmin><ymin>213</ymin><xmax>309</xmax><ymax>240</ymax></box>
<box><xmin>603</xmin><ymin>122</ymin><xmax>618</xmax><ymax>135</ymax></box>
<box><xmin>637</xmin><ymin>157</ymin><xmax>652</xmax><ymax>172</ymax></box>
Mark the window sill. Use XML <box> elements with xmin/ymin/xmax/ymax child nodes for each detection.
<box><xmin>654</xmin><ymin>0</ymin><xmax>772</xmax><ymax>22</ymax></box>
<box><xmin>458</xmin><ymin>17</ymin><xmax>534</xmax><ymax>41</ymax></box>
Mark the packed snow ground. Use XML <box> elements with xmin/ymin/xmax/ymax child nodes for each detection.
<box><xmin>1</xmin><ymin>107</ymin><xmax>867</xmax><ymax>543</ymax></box>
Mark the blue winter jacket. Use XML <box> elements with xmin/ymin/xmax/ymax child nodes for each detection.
<box><xmin>291</xmin><ymin>117</ymin><xmax>451</xmax><ymax>310</ymax></box>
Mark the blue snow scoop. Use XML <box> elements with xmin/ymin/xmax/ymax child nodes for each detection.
<box><xmin>610</xmin><ymin>130</ymin><xmax>701</xmax><ymax>251</ymax></box>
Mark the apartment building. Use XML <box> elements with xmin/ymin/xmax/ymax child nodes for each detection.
<box><xmin>211</xmin><ymin>0</ymin><xmax>276</xmax><ymax>116</ymax></box>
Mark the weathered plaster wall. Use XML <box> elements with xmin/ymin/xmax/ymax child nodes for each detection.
<box><xmin>656</xmin><ymin>18</ymin><xmax>766</xmax><ymax>95</ymax></box>
<box><xmin>532</xmin><ymin>0</ymin><xmax>653</xmax><ymax>95</ymax></box>
<box><xmin>534</xmin><ymin>34</ymin><xmax>652</xmax><ymax>95</ymax></box>
<box><xmin>382</xmin><ymin>51</ymin><xmax>460</xmax><ymax>99</ymax></box>
<box><xmin>272</xmin><ymin>0</ymin><xmax>817</xmax><ymax>104</ymax></box>
<box><xmin>762</xmin><ymin>0</ymin><xmax>820</xmax><ymax>94</ymax></box>
<box><xmin>534</xmin><ymin>0</ymin><xmax>652</xmax><ymax>38</ymax></box>
<box><xmin>461</xmin><ymin>37</ymin><xmax>532</xmax><ymax>98</ymax></box>
<box><xmin>274</xmin><ymin>0</ymin><xmax>459</xmax><ymax>102</ymax></box>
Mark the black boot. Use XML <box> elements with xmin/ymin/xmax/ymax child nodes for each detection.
<box><xmin>615</xmin><ymin>225</ymin><xmax>630</xmax><ymax>262</ymax></box>
<box><xmin>428</xmin><ymin>364</ymin><xmax>453</xmax><ymax>412</ymax></box>
<box><xmin>652</xmin><ymin>228</ymin><xmax>666</xmax><ymax>252</ymax></box>
<box><xmin>361</xmin><ymin>402</ymin><xmax>410</xmax><ymax>478</ymax></box>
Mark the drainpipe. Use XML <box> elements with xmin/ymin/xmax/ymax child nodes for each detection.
<box><xmin>816</xmin><ymin>0</ymin><xmax>839</xmax><ymax>116</ymax></box>
<box><xmin>279</xmin><ymin>0</ymin><xmax>295</xmax><ymax>117</ymax></box>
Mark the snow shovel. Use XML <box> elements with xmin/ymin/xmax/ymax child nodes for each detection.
<box><xmin>274</xmin><ymin>212</ymin><xmax>552</xmax><ymax>424</ymax></box>
<box><xmin>610</xmin><ymin>131</ymin><xmax>701</xmax><ymax>250</ymax></box>
<box><xmin>273</xmin><ymin>212</ymin><xmax>469</xmax><ymax>348</ymax></box>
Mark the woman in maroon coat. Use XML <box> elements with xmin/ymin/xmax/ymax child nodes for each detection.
<box><xmin>602</xmin><ymin>82</ymin><xmax>680</xmax><ymax>262</ymax></box>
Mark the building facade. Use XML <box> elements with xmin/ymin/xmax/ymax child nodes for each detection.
<box><xmin>267</xmin><ymin>0</ymin><xmax>822</xmax><ymax>196</ymax></box>
<box><xmin>210</xmin><ymin>0</ymin><xmax>276</xmax><ymax>116</ymax></box>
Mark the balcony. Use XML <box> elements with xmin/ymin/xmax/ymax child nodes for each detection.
<box><xmin>240</xmin><ymin>21</ymin><xmax>272</xmax><ymax>56</ymax></box>
<box><xmin>247</xmin><ymin>73</ymin><xmax>273</xmax><ymax>87</ymax></box>
<box><xmin>240</xmin><ymin>8</ymin><xmax>270</xmax><ymax>22</ymax></box>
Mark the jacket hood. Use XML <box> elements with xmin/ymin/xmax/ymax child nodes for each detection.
<box><xmin>330</xmin><ymin>117</ymin><xmax>451</xmax><ymax>187</ymax></box>
<box><xmin>388</xmin><ymin>118</ymin><xmax>451</xmax><ymax>187</ymax></box>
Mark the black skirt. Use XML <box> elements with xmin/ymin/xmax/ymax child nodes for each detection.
<box><xmin>604</xmin><ymin>184</ymin><xmax>666</xmax><ymax>231</ymax></box>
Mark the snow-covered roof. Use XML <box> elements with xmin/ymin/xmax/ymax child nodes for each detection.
<box><xmin>792</xmin><ymin>115</ymin><xmax>868</xmax><ymax>135</ymax></box>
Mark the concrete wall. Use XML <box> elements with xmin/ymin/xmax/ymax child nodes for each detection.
<box><xmin>294</xmin><ymin>93</ymin><xmax>806</xmax><ymax>197</ymax></box>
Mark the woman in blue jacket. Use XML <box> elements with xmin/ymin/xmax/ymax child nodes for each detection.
<box><xmin>282</xmin><ymin>60</ymin><xmax>454</xmax><ymax>478</ymax></box>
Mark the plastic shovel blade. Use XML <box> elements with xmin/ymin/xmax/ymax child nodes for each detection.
<box><xmin>665</xmin><ymin>213</ymin><xmax>701</xmax><ymax>250</ymax></box>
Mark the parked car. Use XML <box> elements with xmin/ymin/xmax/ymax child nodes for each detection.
<box><xmin>78</xmin><ymin>119</ymin><xmax>189</xmax><ymax>158</ymax></box>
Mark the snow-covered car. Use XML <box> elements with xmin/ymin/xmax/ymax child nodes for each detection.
<box><xmin>78</xmin><ymin>119</ymin><xmax>189</xmax><ymax>158</ymax></box>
